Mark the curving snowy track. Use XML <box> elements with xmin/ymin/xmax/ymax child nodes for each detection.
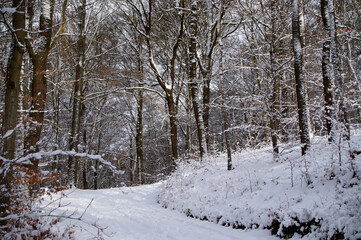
<box><xmin>50</xmin><ymin>183</ymin><xmax>278</xmax><ymax>240</ymax></box>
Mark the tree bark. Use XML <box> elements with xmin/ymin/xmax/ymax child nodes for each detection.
<box><xmin>320</xmin><ymin>0</ymin><xmax>334</xmax><ymax>140</ymax></box>
<box><xmin>94</xmin><ymin>131</ymin><xmax>101</xmax><ymax>189</ymax></box>
<box><xmin>189</xmin><ymin>0</ymin><xmax>207</xmax><ymax>160</ymax></box>
<box><xmin>327</xmin><ymin>0</ymin><xmax>350</xmax><ymax>140</ymax></box>
<box><xmin>269</xmin><ymin>0</ymin><xmax>280</xmax><ymax>159</ymax></box>
<box><xmin>68</xmin><ymin>0</ymin><xmax>86</xmax><ymax>186</ymax></box>
<box><xmin>143</xmin><ymin>0</ymin><xmax>180</xmax><ymax>169</ymax></box>
<box><xmin>218</xmin><ymin>0</ymin><xmax>232</xmax><ymax>170</ymax></box>
<box><xmin>292</xmin><ymin>0</ymin><xmax>310</xmax><ymax>155</ymax></box>
<box><xmin>199</xmin><ymin>1</ymin><xmax>226</xmax><ymax>151</ymax></box>
<box><xmin>24</xmin><ymin>0</ymin><xmax>54</xmax><ymax>172</ymax></box>
<box><xmin>136</xmin><ymin>52</ymin><xmax>144</xmax><ymax>184</ymax></box>
<box><xmin>1</xmin><ymin>0</ymin><xmax>26</xmax><ymax>230</ymax></box>
<box><xmin>166</xmin><ymin>95</ymin><xmax>178</xmax><ymax>166</ymax></box>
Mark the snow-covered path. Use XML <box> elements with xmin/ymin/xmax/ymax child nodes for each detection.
<box><xmin>52</xmin><ymin>183</ymin><xmax>278</xmax><ymax>239</ymax></box>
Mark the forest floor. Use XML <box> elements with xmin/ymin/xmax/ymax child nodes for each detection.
<box><xmin>45</xmin><ymin>130</ymin><xmax>361</xmax><ymax>239</ymax></box>
<box><xmin>158</xmin><ymin>131</ymin><xmax>361</xmax><ymax>239</ymax></box>
<box><xmin>45</xmin><ymin>183</ymin><xmax>277</xmax><ymax>239</ymax></box>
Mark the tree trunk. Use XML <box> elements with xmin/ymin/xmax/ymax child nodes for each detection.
<box><xmin>129</xmin><ymin>135</ymin><xmax>136</xmax><ymax>185</ymax></box>
<box><xmin>270</xmin><ymin>75</ymin><xmax>280</xmax><ymax>159</ymax></box>
<box><xmin>25</xmin><ymin>0</ymin><xmax>53</xmax><ymax>172</ymax></box>
<box><xmin>144</xmin><ymin>0</ymin><xmax>179</xmax><ymax>169</ymax></box>
<box><xmin>185</xmin><ymin>86</ymin><xmax>192</xmax><ymax>154</ymax></box>
<box><xmin>320</xmin><ymin>0</ymin><xmax>334</xmax><ymax>140</ymax></box>
<box><xmin>136</xmin><ymin>74</ymin><xmax>144</xmax><ymax>184</ymax></box>
<box><xmin>189</xmin><ymin>0</ymin><xmax>207</xmax><ymax>160</ymax></box>
<box><xmin>200</xmin><ymin>2</ymin><xmax>226</xmax><ymax>152</ymax></box>
<box><xmin>68</xmin><ymin>0</ymin><xmax>86</xmax><ymax>186</ymax></box>
<box><xmin>166</xmin><ymin>95</ymin><xmax>178</xmax><ymax>167</ymax></box>
<box><xmin>202</xmin><ymin>73</ymin><xmax>211</xmax><ymax>151</ymax></box>
<box><xmin>218</xmin><ymin>8</ymin><xmax>232</xmax><ymax>170</ymax></box>
<box><xmin>327</xmin><ymin>0</ymin><xmax>350</xmax><ymax>140</ymax></box>
<box><xmin>269</xmin><ymin>0</ymin><xmax>280</xmax><ymax>159</ymax></box>
<box><xmin>0</xmin><ymin>0</ymin><xmax>26</xmax><ymax>230</ymax></box>
<box><xmin>292</xmin><ymin>0</ymin><xmax>310</xmax><ymax>155</ymax></box>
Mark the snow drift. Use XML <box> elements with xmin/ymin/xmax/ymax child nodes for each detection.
<box><xmin>158</xmin><ymin>131</ymin><xmax>361</xmax><ymax>239</ymax></box>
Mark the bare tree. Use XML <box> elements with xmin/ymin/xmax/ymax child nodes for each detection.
<box><xmin>24</xmin><ymin>0</ymin><xmax>68</xmax><ymax>172</ymax></box>
<box><xmin>68</xmin><ymin>0</ymin><xmax>87</xmax><ymax>187</ymax></box>
<box><xmin>118</xmin><ymin>0</ymin><xmax>185</xmax><ymax>169</ymax></box>
<box><xmin>322</xmin><ymin>0</ymin><xmax>350</xmax><ymax>141</ymax></box>
<box><xmin>217</xmin><ymin>0</ymin><xmax>232</xmax><ymax>170</ymax></box>
<box><xmin>188</xmin><ymin>0</ymin><xmax>207</xmax><ymax>160</ymax></box>
<box><xmin>0</xmin><ymin>0</ymin><xmax>26</xmax><ymax>231</ymax></box>
<box><xmin>291</xmin><ymin>0</ymin><xmax>310</xmax><ymax>155</ymax></box>
<box><xmin>320</xmin><ymin>0</ymin><xmax>334</xmax><ymax>141</ymax></box>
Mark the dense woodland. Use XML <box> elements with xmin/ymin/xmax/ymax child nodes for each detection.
<box><xmin>0</xmin><ymin>0</ymin><xmax>360</xmax><ymax>237</ymax></box>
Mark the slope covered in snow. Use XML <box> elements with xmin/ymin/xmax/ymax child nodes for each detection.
<box><xmin>158</xmin><ymin>132</ymin><xmax>361</xmax><ymax>239</ymax></box>
<box><xmin>45</xmin><ymin>183</ymin><xmax>277</xmax><ymax>239</ymax></box>
<box><xmin>43</xmin><ymin>131</ymin><xmax>361</xmax><ymax>239</ymax></box>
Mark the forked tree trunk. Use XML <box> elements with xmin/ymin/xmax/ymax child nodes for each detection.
<box><xmin>25</xmin><ymin>0</ymin><xmax>54</xmax><ymax>172</ymax></box>
<box><xmin>200</xmin><ymin>1</ymin><xmax>227</xmax><ymax>152</ymax></box>
<box><xmin>144</xmin><ymin>0</ymin><xmax>179</xmax><ymax>169</ymax></box>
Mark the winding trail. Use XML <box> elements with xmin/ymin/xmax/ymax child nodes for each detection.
<box><xmin>52</xmin><ymin>183</ymin><xmax>278</xmax><ymax>240</ymax></box>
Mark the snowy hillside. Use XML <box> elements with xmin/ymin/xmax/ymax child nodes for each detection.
<box><xmin>42</xmin><ymin>184</ymin><xmax>277</xmax><ymax>240</ymax></box>
<box><xmin>39</xmin><ymin>131</ymin><xmax>361</xmax><ymax>239</ymax></box>
<box><xmin>158</xmin><ymin>132</ymin><xmax>361</xmax><ymax>239</ymax></box>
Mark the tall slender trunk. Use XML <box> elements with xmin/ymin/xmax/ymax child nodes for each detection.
<box><xmin>216</xmin><ymin>0</ymin><xmax>232</xmax><ymax>170</ymax></box>
<box><xmin>292</xmin><ymin>0</ymin><xmax>310</xmax><ymax>155</ymax></box>
<box><xmin>1</xmin><ymin>0</ymin><xmax>26</xmax><ymax>230</ymax></box>
<box><xmin>320</xmin><ymin>0</ymin><xmax>334</xmax><ymax>140</ymax></box>
<box><xmin>136</xmin><ymin>89</ymin><xmax>144</xmax><ymax>183</ymax></box>
<box><xmin>270</xmin><ymin>75</ymin><xmax>280</xmax><ymax>158</ymax></box>
<box><xmin>25</xmin><ymin>0</ymin><xmax>54</xmax><ymax>172</ymax></box>
<box><xmin>201</xmin><ymin>2</ymin><xmax>226</xmax><ymax>151</ymax></box>
<box><xmin>166</xmin><ymin>96</ymin><xmax>178</xmax><ymax>166</ymax></box>
<box><xmin>129</xmin><ymin>135</ymin><xmax>136</xmax><ymax>184</ymax></box>
<box><xmin>136</xmin><ymin>53</ymin><xmax>144</xmax><ymax>183</ymax></box>
<box><xmin>218</xmin><ymin>0</ymin><xmax>232</xmax><ymax>169</ymax></box>
<box><xmin>327</xmin><ymin>0</ymin><xmax>350</xmax><ymax>140</ymax></box>
<box><xmin>94</xmin><ymin>130</ymin><xmax>101</xmax><ymax>189</ymax></box>
<box><xmin>68</xmin><ymin>0</ymin><xmax>86</xmax><ymax>186</ymax></box>
<box><xmin>51</xmin><ymin>55</ymin><xmax>61</xmax><ymax>171</ymax></box>
<box><xmin>189</xmin><ymin>0</ymin><xmax>207</xmax><ymax>160</ymax></box>
<box><xmin>144</xmin><ymin>0</ymin><xmax>179</xmax><ymax>169</ymax></box>
<box><xmin>185</xmin><ymin>86</ymin><xmax>192</xmax><ymax>154</ymax></box>
<box><xmin>81</xmin><ymin>129</ymin><xmax>88</xmax><ymax>189</ymax></box>
<box><xmin>269</xmin><ymin>0</ymin><xmax>280</xmax><ymax>159</ymax></box>
<box><xmin>202</xmin><ymin>72</ymin><xmax>211</xmax><ymax>151</ymax></box>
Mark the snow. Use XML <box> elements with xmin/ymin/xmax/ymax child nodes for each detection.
<box><xmin>41</xmin><ymin>0</ymin><xmax>52</xmax><ymax>21</ymax></box>
<box><xmin>158</xmin><ymin>131</ymin><xmax>361</xmax><ymax>239</ymax></box>
<box><xmin>14</xmin><ymin>150</ymin><xmax>123</xmax><ymax>174</ymax></box>
<box><xmin>1</xmin><ymin>8</ymin><xmax>17</xmax><ymax>14</ymax></box>
<box><xmin>44</xmin><ymin>184</ymin><xmax>276</xmax><ymax>240</ymax></box>
<box><xmin>41</xmin><ymin>131</ymin><xmax>361</xmax><ymax>239</ymax></box>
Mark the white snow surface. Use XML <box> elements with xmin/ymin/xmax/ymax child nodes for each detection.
<box><xmin>43</xmin><ymin>131</ymin><xmax>361</xmax><ymax>239</ymax></box>
<box><xmin>0</xmin><ymin>8</ymin><xmax>17</xmax><ymax>13</ymax></box>
<box><xmin>158</xmin><ymin>131</ymin><xmax>361</xmax><ymax>239</ymax></box>
<box><xmin>45</xmin><ymin>184</ymin><xmax>276</xmax><ymax>240</ymax></box>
